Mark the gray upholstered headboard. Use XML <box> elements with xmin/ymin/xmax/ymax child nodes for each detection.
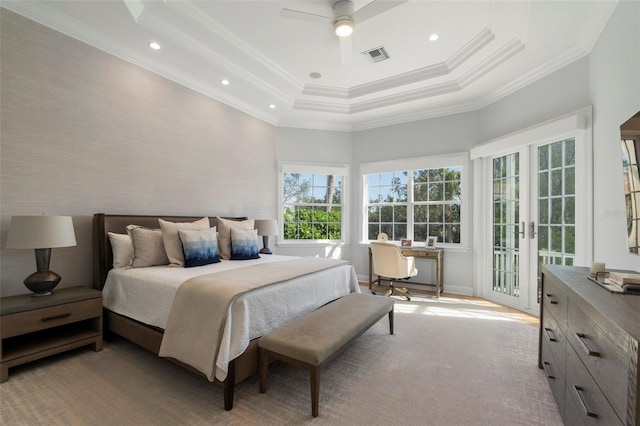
<box><xmin>92</xmin><ymin>213</ymin><xmax>247</xmax><ymax>290</ymax></box>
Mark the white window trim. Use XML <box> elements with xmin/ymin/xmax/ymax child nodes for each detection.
<box><xmin>278</xmin><ymin>161</ymin><xmax>350</xmax><ymax>246</ymax></box>
<box><xmin>470</xmin><ymin>106</ymin><xmax>594</xmax><ymax>299</ymax></box>
<box><xmin>359</xmin><ymin>152</ymin><xmax>470</xmax><ymax>248</ymax></box>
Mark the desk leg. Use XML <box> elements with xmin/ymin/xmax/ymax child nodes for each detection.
<box><xmin>368</xmin><ymin>248</ymin><xmax>373</xmax><ymax>291</ymax></box>
<box><xmin>436</xmin><ymin>254</ymin><xmax>443</xmax><ymax>298</ymax></box>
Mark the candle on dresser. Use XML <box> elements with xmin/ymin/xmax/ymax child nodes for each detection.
<box><xmin>590</xmin><ymin>262</ymin><xmax>605</xmax><ymax>277</ymax></box>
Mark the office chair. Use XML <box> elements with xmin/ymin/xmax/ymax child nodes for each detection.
<box><xmin>370</xmin><ymin>240</ymin><xmax>417</xmax><ymax>301</ymax></box>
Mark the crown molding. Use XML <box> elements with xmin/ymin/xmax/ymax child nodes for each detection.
<box><xmin>477</xmin><ymin>45</ymin><xmax>588</xmax><ymax>109</ymax></box>
<box><xmin>294</xmin><ymin>36</ymin><xmax>522</xmax><ymax>115</ymax></box>
<box><xmin>302</xmin><ymin>27</ymin><xmax>495</xmax><ymax>100</ymax></box>
<box><xmin>123</xmin><ymin>0</ymin><xmax>144</xmax><ymax>22</ymax></box>
<box><xmin>458</xmin><ymin>37</ymin><xmax>524</xmax><ymax>88</ymax></box>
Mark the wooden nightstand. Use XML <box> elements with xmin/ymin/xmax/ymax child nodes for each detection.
<box><xmin>0</xmin><ymin>286</ymin><xmax>103</xmax><ymax>382</ymax></box>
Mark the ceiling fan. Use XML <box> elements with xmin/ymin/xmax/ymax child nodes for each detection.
<box><xmin>280</xmin><ymin>0</ymin><xmax>407</xmax><ymax>64</ymax></box>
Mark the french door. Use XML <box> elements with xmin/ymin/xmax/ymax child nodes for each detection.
<box><xmin>489</xmin><ymin>138</ymin><xmax>581</xmax><ymax>312</ymax></box>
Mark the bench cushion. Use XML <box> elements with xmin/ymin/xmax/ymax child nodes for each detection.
<box><xmin>259</xmin><ymin>293</ymin><xmax>393</xmax><ymax>366</ymax></box>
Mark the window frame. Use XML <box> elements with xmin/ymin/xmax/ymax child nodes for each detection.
<box><xmin>359</xmin><ymin>153</ymin><xmax>470</xmax><ymax>248</ymax></box>
<box><xmin>278</xmin><ymin>161</ymin><xmax>350</xmax><ymax>246</ymax></box>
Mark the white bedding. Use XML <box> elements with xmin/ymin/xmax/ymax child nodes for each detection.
<box><xmin>102</xmin><ymin>255</ymin><xmax>360</xmax><ymax>380</ymax></box>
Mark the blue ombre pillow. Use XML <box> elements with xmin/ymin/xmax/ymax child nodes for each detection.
<box><xmin>177</xmin><ymin>227</ymin><xmax>220</xmax><ymax>268</ymax></box>
<box><xmin>230</xmin><ymin>227</ymin><xmax>260</xmax><ymax>260</ymax></box>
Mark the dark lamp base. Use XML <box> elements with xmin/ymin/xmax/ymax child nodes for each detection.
<box><xmin>24</xmin><ymin>271</ymin><xmax>61</xmax><ymax>297</ymax></box>
<box><xmin>259</xmin><ymin>247</ymin><xmax>273</xmax><ymax>255</ymax></box>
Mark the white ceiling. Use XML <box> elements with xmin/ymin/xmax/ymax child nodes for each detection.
<box><xmin>3</xmin><ymin>0</ymin><xmax>618</xmax><ymax>131</ymax></box>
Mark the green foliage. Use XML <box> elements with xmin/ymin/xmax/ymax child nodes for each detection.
<box><xmin>284</xmin><ymin>206</ymin><xmax>342</xmax><ymax>240</ymax></box>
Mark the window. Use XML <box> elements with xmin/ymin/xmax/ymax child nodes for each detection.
<box><xmin>279</xmin><ymin>162</ymin><xmax>349</xmax><ymax>243</ymax></box>
<box><xmin>361</xmin><ymin>154</ymin><xmax>468</xmax><ymax>246</ymax></box>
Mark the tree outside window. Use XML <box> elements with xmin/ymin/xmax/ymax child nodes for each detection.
<box><xmin>365</xmin><ymin>167</ymin><xmax>462</xmax><ymax>244</ymax></box>
<box><xmin>283</xmin><ymin>172</ymin><xmax>343</xmax><ymax>240</ymax></box>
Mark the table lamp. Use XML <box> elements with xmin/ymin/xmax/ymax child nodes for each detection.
<box><xmin>254</xmin><ymin>219</ymin><xmax>278</xmax><ymax>255</ymax></box>
<box><xmin>6</xmin><ymin>215</ymin><xmax>77</xmax><ymax>296</ymax></box>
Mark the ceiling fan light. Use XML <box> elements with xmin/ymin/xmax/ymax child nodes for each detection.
<box><xmin>334</xmin><ymin>19</ymin><xmax>353</xmax><ymax>37</ymax></box>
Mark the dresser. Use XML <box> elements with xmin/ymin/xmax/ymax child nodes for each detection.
<box><xmin>539</xmin><ymin>265</ymin><xmax>640</xmax><ymax>425</ymax></box>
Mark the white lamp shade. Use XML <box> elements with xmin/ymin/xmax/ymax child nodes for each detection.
<box><xmin>254</xmin><ymin>219</ymin><xmax>279</xmax><ymax>237</ymax></box>
<box><xmin>6</xmin><ymin>216</ymin><xmax>77</xmax><ymax>249</ymax></box>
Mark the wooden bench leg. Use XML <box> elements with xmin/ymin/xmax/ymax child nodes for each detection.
<box><xmin>259</xmin><ymin>348</ymin><xmax>268</xmax><ymax>394</ymax></box>
<box><xmin>310</xmin><ymin>365</ymin><xmax>320</xmax><ymax>417</ymax></box>
<box><xmin>388</xmin><ymin>310</ymin><xmax>394</xmax><ymax>335</ymax></box>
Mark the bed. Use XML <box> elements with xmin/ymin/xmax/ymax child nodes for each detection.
<box><xmin>92</xmin><ymin>213</ymin><xmax>359</xmax><ymax>410</ymax></box>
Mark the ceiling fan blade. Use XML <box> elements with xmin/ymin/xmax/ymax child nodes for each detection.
<box><xmin>340</xmin><ymin>36</ymin><xmax>353</xmax><ymax>64</ymax></box>
<box><xmin>352</xmin><ymin>0</ymin><xmax>407</xmax><ymax>24</ymax></box>
<box><xmin>279</xmin><ymin>8</ymin><xmax>332</xmax><ymax>24</ymax></box>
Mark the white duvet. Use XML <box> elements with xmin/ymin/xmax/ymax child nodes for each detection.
<box><xmin>102</xmin><ymin>255</ymin><xmax>360</xmax><ymax>380</ymax></box>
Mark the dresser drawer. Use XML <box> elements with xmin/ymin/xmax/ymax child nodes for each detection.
<box><xmin>565</xmin><ymin>348</ymin><xmax>623</xmax><ymax>425</ymax></box>
<box><xmin>1</xmin><ymin>298</ymin><xmax>102</xmax><ymax>338</ymax></box>
<box><xmin>542</xmin><ymin>276</ymin><xmax>568</xmax><ymax>328</ymax></box>
<box><xmin>567</xmin><ymin>302</ymin><xmax>628</xmax><ymax>419</ymax></box>
<box><xmin>541</xmin><ymin>337</ymin><xmax>565</xmax><ymax>416</ymax></box>
<box><xmin>541</xmin><ymin>307</ymin><xmax>566</xmax><ymax>373</ymax></box>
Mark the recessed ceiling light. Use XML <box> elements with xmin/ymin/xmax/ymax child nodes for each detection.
<box><xmin>429</xmin><ymin>33</ymin><xmax>439</xmax><ymax>42</ymax></box>
<box><xmin>269</xmin><ymin>104</ymin><xmax>276</xmax><ymax>109</ymax></box>
<box><xmin>220</xmin><ymin>79</ymin><xmax>230</xmax><ymax>85</ymax></box>
<box><xmin>148</xmin><ymin>41</ymin><xmax>161</xmax><ymax>50</ymax></box>
<box><xmin>309</xmin><ymin>72</ymin><xmax>322</xmax><ymax>79</ymax></box>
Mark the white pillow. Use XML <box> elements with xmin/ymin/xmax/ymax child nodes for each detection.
<box><xmin>216</xmin><ymin>217</ymin><xmax>254</xmax><ymax>260</ymax></box>
<box><xmin>108</xmin><ymin>232</ymin><xmax>133</xmax><ymax>268</ymax></box>
<box><xmin>159</xmin><ymin>217</ymin><xmax>210</xmax><ymax>266</ymax></box>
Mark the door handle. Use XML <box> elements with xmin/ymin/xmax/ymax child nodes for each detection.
<box><xmin>529</xmin><ymin>221</ymin><xmax>537</xmax><ymax>239</ymax></box>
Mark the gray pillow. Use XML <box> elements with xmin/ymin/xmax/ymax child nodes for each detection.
<box><xmin>127</xmin><ymin>225</ymin><xmax>169</xmax><ymax>268</ymax></box>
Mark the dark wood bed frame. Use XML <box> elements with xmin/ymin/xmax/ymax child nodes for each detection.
<box><xmin>92</xmin><ymin>213</ymin><xmax>257</xmax><ymax>411</ymax></box>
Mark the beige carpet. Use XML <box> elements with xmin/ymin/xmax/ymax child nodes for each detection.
<box><xmin>0</xmin><ymin>293</ymin><xmax>562</xmax><ymax>425</ymax></box>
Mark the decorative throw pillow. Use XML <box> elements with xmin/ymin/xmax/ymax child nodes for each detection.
<box><xmin>216</xmin><ymin>217</ymin><xmax>255</xmax><ymax>260</ymax></box>
<box><xmin>158</xmin><ymin>217</ymin><xmax>210</xmax><ymax>266</ymax></box>
<box><xmin>127</xmin><ymin>225</ymin><xmax>169</xmax><ymax>268</ymax></box>
<box><xmin>230</xmin><ymin>227</ymin><xmax>260</xmax><ymax>260</ymax></box>
<box><xmin>178</xmin><ymin>227</ymin><xmax>220</xmax><ymax>268</ymax></box>
<box><xmin>108</xmin><ymin>232</ymin><xmax>133</xmax><ymax>268</ymax></box>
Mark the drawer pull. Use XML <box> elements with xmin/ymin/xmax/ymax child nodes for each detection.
<box><xmin>543</xmin><ymin>327</ymin><xmax>557</xmax><ymax>342</ymax></box>
<box><xmin>542</xmin><ymin>361</ymin><xmax>554</xmax><ymax>379</ymax></box>
<box><xmin>544</xmin><ymin>293</ymin><xmax>557</xmax><ymax>304</ymax></box>
<box><xmin>573</xmin><ymin>385</ymin><xmax>598</xmax><ymax>418</ymax></box>
<box><xmin>41</xmin><ymin>313</ymin><xmax>71</xmax><ymax>322</ymax></box>
<box><xmin>575</xmin><ymin>333</ymin><xmax>600</xmax><ymax>357</ymax></box>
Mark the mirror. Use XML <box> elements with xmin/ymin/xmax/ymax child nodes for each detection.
<box><xmin>621</xmin><ymin>111</ymin><xmax>640</xmax><ymax>254</ymax></box>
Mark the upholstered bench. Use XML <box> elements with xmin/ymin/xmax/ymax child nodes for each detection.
<box><xmin>258</xmin><ymin>292</ymin><xmax>394</xmax><ymax>417</ymax></box>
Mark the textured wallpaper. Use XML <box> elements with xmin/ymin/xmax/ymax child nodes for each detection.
<box><xmin>0</xmin><ymin>10</ymin><xmax>277</xmax><ymax>296</ymax></box>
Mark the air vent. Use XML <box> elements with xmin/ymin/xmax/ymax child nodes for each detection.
<box><xmin>361</xmin><ymin>46</ymin><xmax>389</xmax><ymax>63</ymax></box>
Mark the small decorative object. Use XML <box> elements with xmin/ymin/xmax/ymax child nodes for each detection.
<box><xmin>401</xmin><ymin>239</ymin><xmax>412</xmax><ymax>247</ymax></box>
<box><xmin>254</xmin><ymin>219</ymin><xmax>278</xmax><ymax>254</ymax></box>
<box><xmin>6</xmin><ymin>215</ymin><xmax>77</xmax><ymax>296</ymax></box>
<box><xmin>590</xmin><ymin>261</ymin><xmax>606</xmax><ymax>278</ymax></box>
<box><xmin>377</xmin><ymin>232</ymin><xmax>388</xmax><ymax>242</ymax></box>
<box><xmin>426</xmin><ymin>236</ymin><xmax>437</xmax><ymax>248</ymax></box>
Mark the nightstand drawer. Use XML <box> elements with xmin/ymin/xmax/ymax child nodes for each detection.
<box><xmin>1</xmin><ymin>298</ymin><xmax>102</xmax><ymax>338</ymax></box>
